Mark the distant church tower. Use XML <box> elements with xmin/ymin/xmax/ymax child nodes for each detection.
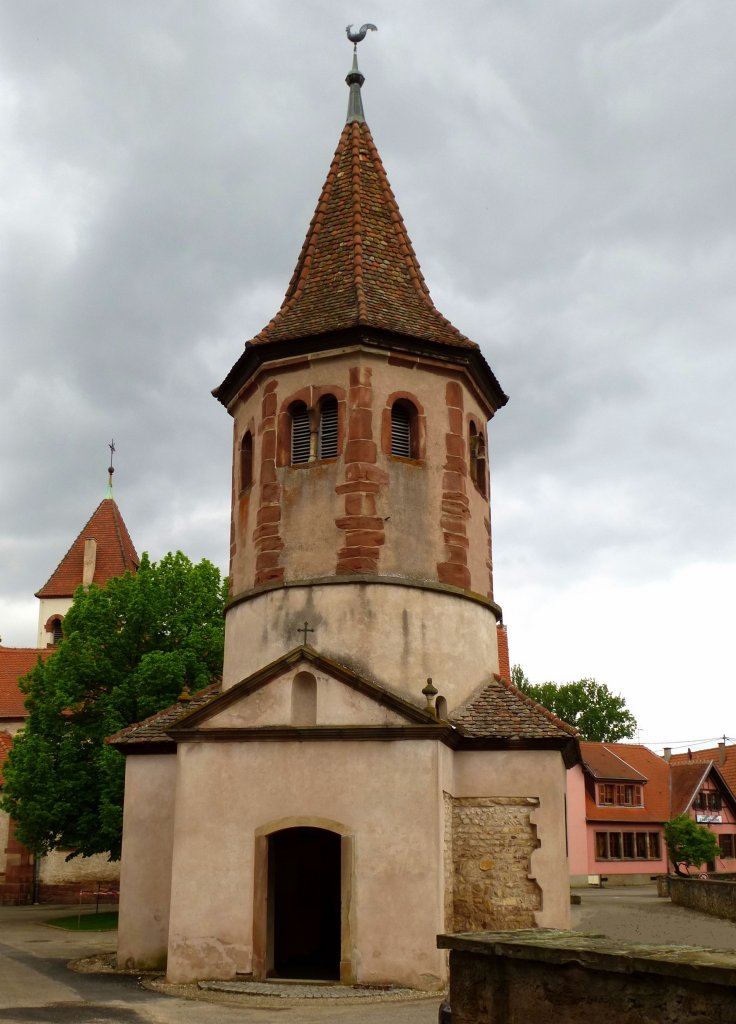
<box><xmin>34</xmin><ymin>457</ymin><xmax>138</xmax><ymax>647</ymax></box>
<box><xmin>215</xmin><ymin>50</ymin><xmax>508</xmax><ymax>708</ymax></box>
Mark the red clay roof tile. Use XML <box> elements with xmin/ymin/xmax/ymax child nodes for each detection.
<box><xmin>35</xmin><ymin>498</ymin><xmax>139</xmax><ymax>599</ymax></box>
<box><xmin>671</xmin><ymin>745</ymin><xmax>736</xmax><ymax>795</ymax></box>
<box><xmin>581</xmin><ymin>743</ymin><xmax>670</xmax><ymax>823</ymax></box>
<box><xmin>249</xmin><ymin>121</ymin><xmax>478</xmax><ymax>351</ymax></box>
<box><xmin>0</xmin><ymin>646</ymin><xmax>52</xmax><ymax>719</ymax></box>
<box><xmin>452</xmin><ymin>676</ymin><xmax>579</xmax><ymax>740</ymax></box>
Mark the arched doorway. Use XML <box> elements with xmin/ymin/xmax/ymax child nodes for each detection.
<box><xmin>268</xmin><ymin>826</ymin><xmax>341</xmax><ymax>980</ymax></box>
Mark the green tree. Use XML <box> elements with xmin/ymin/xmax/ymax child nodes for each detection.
<box><xmin>664</xmin><ymin>814</ymin><xmax>720</xmax><ymax>876</ymax></box>
<box><xmin>512</xmin><ymin>667</ymin><xmax>637</xmax><ymax>742</ymax></box>
<box><xmin>1</xmin><ymin>551</ymin><xmax>226</xmax><ymax>861</ymax></box>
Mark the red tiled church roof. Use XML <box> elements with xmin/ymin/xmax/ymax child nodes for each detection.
<box><xmin>35</xmin><ymin>498</ymin><xmax>139</xmax><ymax>599</ymax></box>
<box><xmin>251</xmin><ymin>119</ymin><xmax>476</xmax><ymax>351</ymax></box>
<box><xmin>0</xmin><ymin>646</ymin><xmax>52</xmax><ymax>719</ymax></box>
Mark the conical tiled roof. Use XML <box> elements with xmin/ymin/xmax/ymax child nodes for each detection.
<box><xmin>35</xmin><ymin>498</ymin><xmax>139</xmax><ymax>599</ymax></box>
<box><xmin>251</xmin><ymin>119</ymin><xmax>476</xmax><ymax>351</ymax></box>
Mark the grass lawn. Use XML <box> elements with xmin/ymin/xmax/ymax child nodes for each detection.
<box><xmin>47</xmin><ymin>911</ymin><xmax>118</xmax><ymax>931</ymax></box>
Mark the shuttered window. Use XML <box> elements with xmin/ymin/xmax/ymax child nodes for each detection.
<box><xmin>291</xmin><ymin>404</ymin><xmax>311</xmax><ymax>464</ymax></box>
<box><xmin>391</xmin><ymin>402</ymin><xmax>412</xmax><ymax>457</ymax></box>
<box><xmin>318</xmin><ymin>397</ymin><xmax>338</xmax><ymax>459</ymax></box>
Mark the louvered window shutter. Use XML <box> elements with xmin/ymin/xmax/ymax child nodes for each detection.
<box><xmin>291</xmin><ymin>406</ymin><xmax>311</xmax><ymax>464</ymax></box>
<box><xmin>318</xmin><ymin>399</ymin><xmax>338</xmax><ymax>459</ymax></box>
<box><xmin>391</xmin><ymin>404</ymin><xmax>412</xmax><ymax>457</ymax></box>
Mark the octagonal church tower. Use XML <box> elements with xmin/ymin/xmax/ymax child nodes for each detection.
<box><xmin>215</xmin><ymin>54</ymin><xmax>508</xmax><ymax>707</ymax></box>
<box><xmin>114</xmin><ymin>44</ymin><xmax>578</xmax><ymax>992</ymax></box>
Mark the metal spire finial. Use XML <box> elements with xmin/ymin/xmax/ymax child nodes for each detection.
<box><xmin>345</xmin><ymin>23</ymin><xmax>377</xmax><ymax>125</ymax></box>
<box><xmin>106</xmin><ymin>438</ymin><xmax>116</xmax><ymax>498</ymax></box>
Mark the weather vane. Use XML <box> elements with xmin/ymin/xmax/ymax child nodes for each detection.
<box><xmin>346</xmin><ymin>23</ymin><xmax>377</xmax><ymax>52</ymax></box>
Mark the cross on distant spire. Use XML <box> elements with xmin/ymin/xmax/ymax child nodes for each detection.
<box><xmin>297</xmin><ymin>621</ymin><xmax>314</xmax><ymax>645</ymax></box>
<box><xmin>107</xmin><ymin>438</ymin><xmax>116</xmax><ymax>497</ymax></box>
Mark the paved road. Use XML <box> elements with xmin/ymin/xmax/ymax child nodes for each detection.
<box><xmin>0</xmin><ymin>905</ymin><xmax>438</xmax><ymax>1023</ymax></box>
<box><xmin>2</xmin><ymin>890</ymin><xmax>735</xmax><ymax>1022</ymax></box>
<box><xmin>572</xmin><ymin>883</ymin><xmax>736</xmax><ymax>949</ymax></box>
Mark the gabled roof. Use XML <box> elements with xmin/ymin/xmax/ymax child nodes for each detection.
<box><xmin>35</xmin><ymin>497</ymin><xmax>139</xmax><ymax>598</ymax></box>
<box><xmin>580</xmin><ymin>742</ymin><xmax>647</xmax><ymax>783</ymax></box>
<box><xmin>581</xmin><ymin>743</ymin><xmax>670</xmax><ymax>823</ymax></box>
<box><xmin>0</xmin><ymin>646</ymin><xmax>52</xmax><ymax>719</ymax></box>
<box><xmin>109</xmin><ymin>651</ymin><xmax>579</xmax><ymax>762</ymax></box>
<box><xmin>215</xmin><ymin>88</ymin><xmax>507</xmax><ymax>411</ymax></box>
<box><xmin>671</xmin><ymin>744</ymin><xmax>736</xmax><ymax>795</ymax></box>
<box><xmin>670</xmin><ymin>761</ymin><xmax>711</xmax><ymax>816</ymax></box>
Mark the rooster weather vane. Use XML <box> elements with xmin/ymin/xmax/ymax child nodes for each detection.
<box><xmin>346</xmin><ymin>23</ymin><xmax>377</xmax><ymax>51</ymax></box>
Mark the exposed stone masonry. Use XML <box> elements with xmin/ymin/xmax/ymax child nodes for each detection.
<box><xmin>449</xmin><ymin>796</ymin><xmax>541</xmax><ymax>932</ymax></box>
<box><xmin>253</xmin><ymin>380</ymin><xmax>285</xmax><ymax>587</ymax></box>
<box><xmin>335</xmin><ymin>366</ymin><xmax>387</xmax><ymax>573</ymax></box>
<box><xmin>437</xmin><ymin>381</ymin><xmax>471</xmax><ymax>590</ymax></box>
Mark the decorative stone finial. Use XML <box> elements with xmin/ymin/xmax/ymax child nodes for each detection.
<box><xmin>178</xmin><ymin>686</ymin><xmax>192</xmax><ymax>703</ymax></box>
<box><xmin>345</xmin><ymin>23</ymin><xmax>376</xmax><ymax>124</ymax></box>
<box><xmin>422</xmin><ymin>677</ymin><xmax>438</xmax><ymax>713</ymax></box>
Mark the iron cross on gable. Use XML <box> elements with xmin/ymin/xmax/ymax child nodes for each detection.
<box><xmin>297</xmin><ymin>621</ymin><xmax>314</xmax><ymax>645</ymax></box>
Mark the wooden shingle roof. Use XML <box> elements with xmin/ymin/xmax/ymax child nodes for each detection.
<box><xmin>35</xmin><ymin>498</ymin><xmax>139</xmax><ymax>599</ymax></box>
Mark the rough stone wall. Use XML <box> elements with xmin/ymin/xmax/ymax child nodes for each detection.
<box><xmin>450</xmin><ymin>796</ymin><xmax>541</xmax><ymax>931</ymax></box>
<box><xmin>444</xmin><ymin>792</ymin><xmax>454</xmax><ymax>930</ymax></box>
<box><xmin>670</xmin><ymin>876</ymin><xmax>736</xmax><ymax>922</ymax></box>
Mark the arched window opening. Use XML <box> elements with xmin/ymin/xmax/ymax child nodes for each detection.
<box><xmin>240</xmin><ymin>431</ymin><xmax>253</xmax><ymax>491</ymax></box>
<box><xmin>291</xmin><ymin>671</ymin><xmax>317</xmax><ymax>726</ymax></box>
<box><xmin>469</xmin><ymin>422</ymin><xmax>487</xmax><ymax>496</ymax></box>
<box><xmin>435</xmin><ymin>695</ymin><xmax>448</xmax><ymax>721</ymax></box>
<box><xmin>51</xmin><ymin>618</ymin><xmax>63</xmax><ymax>645</ymax></box>
<box><xmin>475</xmin><ymin>433</ymin><xmax>487</xmax><ymax>496</ymax></box>
<box><xmin>391</xmin><ymin>400</ymin><xmax>415</xmax><ymax>458</ymax></box>
<box><xmin>290</xmin><ymin>402</ymin><xmax>311</xmax><ymax>465</ymax></box>
<box><xmin>318</xmin><ymin>396</ymin><xmax>338</xmax><ymax>460</ymax></box>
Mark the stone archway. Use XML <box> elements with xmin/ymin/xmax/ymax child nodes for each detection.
<box><xmin>252</xmin><ymin>818</ymin><xmax>354</xmax><ymax>983</ymax></box>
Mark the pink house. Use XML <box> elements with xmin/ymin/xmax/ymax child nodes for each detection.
<box><xmin>568</xmin><ymin>742</ymin><xmax>736</xmax><ymax>885</ymax></box>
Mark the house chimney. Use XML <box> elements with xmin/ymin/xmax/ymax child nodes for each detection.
<box><xmin>82</xmin><ymin>537</ymin><xmax>97</xmax><ymax>587</ymax></box>
<box><xmin>496</xmin><ymin>624</ymin><xmax>511</xmax><ymax>682</ymax></box>
<box><xmin>663</xmin><ymin>747</ymin><xmax>671</xmax><ymax>762</ymax></box>
<box><xmin>719</xmin><ymin>740</ymin><xmax>726</xmax><ymax>766</ymax></box>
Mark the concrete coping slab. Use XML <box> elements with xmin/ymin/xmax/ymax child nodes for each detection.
<box><xmin>437</xmin><ymin>929</ymin><xmax>736</xmax><ymax>989</ymax></box>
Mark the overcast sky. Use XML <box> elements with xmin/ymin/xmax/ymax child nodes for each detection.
<box><xmin>1</xmin><ymin>2</ymin><xmax>734</xmax><ymax>753</ymax></box>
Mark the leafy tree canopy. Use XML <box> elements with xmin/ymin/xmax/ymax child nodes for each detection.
<box><xmin>1</xmin><ymin>551</ymin><xmax>226</xmax><ymax>861</ymax></box>
<box><xmin>664</xmin><ymin>814</ymin><xmax>720</xmax><ymax>876</ymax></box>
<box><xmin>511</xmin><ymin>666</ymin><xmax>637</xmax><ymax>743</ymax></box>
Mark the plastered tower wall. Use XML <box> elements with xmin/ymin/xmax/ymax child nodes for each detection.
<box><xmin>223</xmin><ymin>348</ymin><xmax>502</xmax><ymax>705</ymax></box>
